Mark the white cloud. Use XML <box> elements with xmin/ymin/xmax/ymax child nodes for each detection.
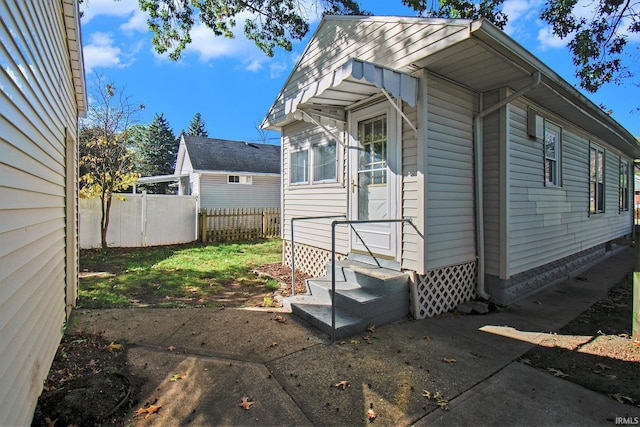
<box><xmin>537</xmin><ymin>26</ymin><xmax>570</xmax><ymax>51</ymax></box>
<box><xmin>269</xmin><ymin>61</ymin><xmax>288</xmax><ymax>79</ymax></box>
<box><xmin>80</xmin><ymin>0</ymin><xmax>139</xmax><ymax>23</ymax></box>
<box><xmin>502</xmin><ymin>0</ymin><xmax>542</xmax><ymax>35</ymax></box>
<box><xmin>120</xmin><ymin>9</ymin><xmax>148</xmax><ymax>33</ymax></box>
<box><xmin>245</xmin><ymin>59</ymin><xmax>263</xmax><ymax>72</ymax></box>
<box><xmin>83</xmin><ymin>32</ymin><xmax>122</xmax><ymax>73</ymax></box>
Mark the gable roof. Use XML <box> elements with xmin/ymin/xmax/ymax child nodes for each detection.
<box><xmin>181</xmin><ymin>135</ymin><xmax>281</xmax><ymax>174</ymax></box>
<box><xmin>262</xmin><ymin>16</ymin><xmax>640</xmax><ymax>158</ymax></box>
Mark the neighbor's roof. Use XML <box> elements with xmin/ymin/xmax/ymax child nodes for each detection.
<box><xmin>182</xmin><ymin>135</ymin><xmax>281</xmax><ymax>174</ymax></box>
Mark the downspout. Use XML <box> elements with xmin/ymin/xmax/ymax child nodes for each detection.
<box><xmin>474</xmin><ymin>71</ymin><xmax>541</xmax><ymax>300</ymax></box>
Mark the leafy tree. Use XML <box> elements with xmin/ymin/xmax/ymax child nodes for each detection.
<box><xmin>79</xmin><ymin>75</ymin><xmax>144</xmax><ymax>249</ymax></box>
<box><xmin>541</xmin><ymin>0</ymin><xmax>638</xmax><ymax>92</ymax></box>
<box><xmin>187</xmin><ymin>112</ymin><xmax>209</xmax><ymax>137</ymax></box>
<box><xmin>133</xmin><ymin>113</ymin><xmax>178</xmax><ymax>193</ymax></box>
<box><xmin>402</xmin><ymin>0</ymin><xmax>507</xmax><ymax>28</ymax></box>
<box><xmin>138</xmin><ymin>0</ymin><xmax>367</xmax><ymax>60</ymax></box>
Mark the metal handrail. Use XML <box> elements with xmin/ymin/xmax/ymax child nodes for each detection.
<box><xmin>290</xmin><ymin>215</ymin><xmax>346</xmax><ymax>296</ymax></box>
<box><xmin>330</xmin><ymin>218</ymin><xmax>422</xmax><ymax>342</ymax></box>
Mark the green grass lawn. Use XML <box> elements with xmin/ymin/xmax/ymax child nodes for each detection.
<box><xmin>78</xmin><ymin>239</ymin><xmax>282</xmax><ymax>309</ymax></box>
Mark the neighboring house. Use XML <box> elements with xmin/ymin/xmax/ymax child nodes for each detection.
<box><xmin>174</xmin><ymin>135</ymin><xmax>281</xmax><ymax>209</ymax></box>
<box><xmin>0</xmin><ymin>1</ymin><xmax>86</xmax><ymax>425</ymax></box>
<box><xmin>261</xmin><ymin>16</ymin><xmax>640</xmax><ymax>336</ymax></box>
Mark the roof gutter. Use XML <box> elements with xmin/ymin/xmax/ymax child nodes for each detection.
<box><xmin>474</xmin><ymin>71</ymin><xmax>541</xmax><ymax>300</ymax></box>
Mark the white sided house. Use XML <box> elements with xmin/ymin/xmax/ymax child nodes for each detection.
<box><xmin>262</xmin><ymin>16</ymin><xmax>640</xmax><ymax>338</ymax></box>
<box><xmin>1</xmin><ymin>0</ymin><xmax>86</xmax><ymax>424</ymax></box>
<box><xmin>175</xmin><ymin>135</ymin><xmax>281</xmax><ymax>209</ymax></box>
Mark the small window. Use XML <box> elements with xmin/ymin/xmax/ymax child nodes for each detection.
<box><xmin>313</xmin><ymin>141</ymin><xmax>337</xmax><ymax>182</ymax></box>
<box><xmin>544</xmin><ymin>122</ymin><xmax>561</xmax><ymax>186</ymax></box>
<box><xmin>228</xmin><ymin>175</ymin><xmax>252</xmax><ymax>185</ymax></box>
<box><xmin>590</xmin><ymin>144</ymin><xmax>605</xmax><ymax>214</ymax></box>
<box><xmin>619</xmin><ymin>158</ymin><xmax>630</xmax><ymax>212</ymax></box>
<box><xmin>290</xmin><ymin>149</ymin><xmax>309</xmax><ymax>184</ymax></box>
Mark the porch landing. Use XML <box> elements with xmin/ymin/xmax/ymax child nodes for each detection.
<box><xmin>283</xmin><ymin>259</ymin><xmax>410</xmax><ymax>339</ymax></box>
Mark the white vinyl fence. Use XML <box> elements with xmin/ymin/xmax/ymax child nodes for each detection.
<box><xmin>80</xmin><ymin>194</ymin><xmax>198</xmax><ymax>248</ymax></box>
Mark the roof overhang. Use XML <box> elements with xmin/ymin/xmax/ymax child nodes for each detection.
<box><xmin>62</xmin><ymin>0</ymin><xmax>87</xmax><ymax>117</ymax></box>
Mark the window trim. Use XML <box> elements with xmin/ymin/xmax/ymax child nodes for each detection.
<box><xmin>589</xmin><ymin>142</ymin><xmax>605</xmax><ymax>215</ymax></box>
<box><xmin>619</xmin><ymin>157</ymin><xmax>630</xmax><ymax>212</ymax></box>
<box><xmin>288</xmin><ymin>135</ymin><xmax>342</xmax><ymax>187</ymax></box>
<box><xmin>543</xmin><ymin>121</ymin><xmax>562</xmax><ymax>187</ymax></box>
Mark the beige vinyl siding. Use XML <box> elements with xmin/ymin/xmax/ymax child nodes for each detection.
<box><xmin>401</xmin><ymin>102</ymin><xmax>421</xmax><ymax>271</ymax></box>
<box><xmin>0</xmin><ymin>1</ymin><xmax>82</xmax><ymax>425</ymax></box>
<box><xmin>482</xmin><ymin>96</ymin><xmax>503</xmax><ymax>277</ymax></box>
<box><xmin>198</xmin><ymin>174</ymin><xmax>280</xmax><ymax>209</ymax></box>
<box><xmin>507</xmin><ymin>100</ymin><xmax>632</xmax><ymax>276</ymax></box>
<box><xmin>282</xmin><ymin>121</ymin><xmax>348</xmax><ymax>253</ymax></box>
<box><xmin>424</xmin><ymin>76</ymin><xmax>477</xmax><ymax>270</ymax></box>
<box><xmin>265</xmin><ymin>18</ymin><xmax>469</xmax><ymax>126</ymax></box>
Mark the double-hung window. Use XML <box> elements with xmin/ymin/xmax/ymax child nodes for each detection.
<box><xmin>544</xmin><ymin>122</ymin><xmax>561</xmax><ymax>186</ymax></box>
<box><xmin>590</xmin><ymin>144</ymin><xmax>605</xmax><ymax>214</ymax></box>
<box><xmin>619</xmin><ymin>158</ymin><xmax>630</xmax><ymax>212</ymax></box>
<box><xmin>289</xmin><ymin>139</ymin><xmax>338</xmax><ymax>185</ymax></box>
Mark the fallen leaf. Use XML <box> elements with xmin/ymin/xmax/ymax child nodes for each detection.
<box><xmin>350</xmin><ymin>339</ymin><xmax>360</xmax><ymax>344</ymax></box>
<box><xmin>135</xmin><ymin>404</ymin><xmax>162</xmax><ymax>419</ymax></box>
<box><xmin>367</xmin><ymin>324</ymin><xmax>376</xmax><ymax>332</ymax></box>
<box><xmin>106</xmin><ymin>342</ymin><xmax>122</xmax><ymax>352</ymax></box>
<box><xmin>519</xmin><ymin>358</ymin><xmax>531</xmax><ymax>365</ymax></box>
<box><xmin>609</xmin><ymin>393</ymin><xmax>635</xmax><ymax>404</ymax></box>
<box><xmin>596</xmin><ymin>363</ymin><xmax>611</xmax><ymax>370</ymax></box>
<box><xmin>167</xmin><ymin>345</ymin><xmax>176</xmax><ymax>351</ymax></box>
<box><xmin>547</xmin><ymin>368</ymin><xmax>569</xmax><ymax>378</ymax></box>
<box><xmin>338</xmin><ymin>340</ymin><xmax>347</xmax><ymax>345</ymax></box>
<box><xmin>239</xmin><ymin>396</ymin><xmax>255</xmax><ymax>410</ymax></box>
<box><xmin>273</xmin><ymin>315</ymin><xmax>287</xmax><ymax>324</ymax></box>
<box><xmin>44</xmin><ymin>417</ymin><xmax>58</xmax><ymax>427</ymax></box>
<box><xmin>366</xmin><ymin>408</ymin><xmax>377</xmax><ymax>421</ymax></box>
<box><xmin>268</xmin><ymin>342</ymin><xmax>278</xmax><ymax>348</ymax></box>
<box><xmin>442</xmin><ymin>358</ymin><xmax>457</xmax><ymax>364</ymax></box>
<box><xmin>334</xmin><ymin>380</ymin><xmax>349</xmax><ymax>390</ymax></box>
<box><xmin>422</xmin><ymin>335</ymin><xmax>432</xmax><ymax>341</ymax></box>
<box><xmin>437</xmin><ymin>399</ymin><xmax>449</xmax><ymax>411</ymax></box>
<box><xmin>422</xmin><ymin>390</ymin><xmax>432</xmax><ymax>399</ymax></box>
<box><xmin>363</xmin><ymin>336</ymin><xmax>372</xmax><ymax>344</ymax></box>
<box><xmin>170</xmin><ymin>372</ymin><xmax>187</xmax><ymax>382</ymax></box>
<box><xmin>606</xmin><ymin>374</ymin><xmax>618</xmax><ymax>380</ymax></box>
<box><xmin>433</xmin><ymin>391</ymin><xmax>443</xmax><ymax>400</ymax></box>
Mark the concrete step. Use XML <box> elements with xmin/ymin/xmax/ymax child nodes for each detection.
<box><xmin>290</xmin><ymin>303</ymin><xmax>367</xmax><ymax>340</ymax></box>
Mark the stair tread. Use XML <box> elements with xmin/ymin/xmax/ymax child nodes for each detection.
<box><xmin>307</xmin><ymin>278</ymin><xmax>359</xmax><ymax>290</ymax></box>
<box><xmin>337</xmin><ymin>287</ymin><xmax>384</xmax><ymax>303</ymax></box>
<box><xmin>292</xmin><ymin>303</ymin><xmax>363</xmax><ymax>328</ymax></box>
<box><xmin>335</xmin><ymin>260</ymin><xmax>409</xmax><ymax>280</ymax></box>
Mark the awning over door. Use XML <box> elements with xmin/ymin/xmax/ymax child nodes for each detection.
<box><xmin>284</xmin><ymin>58</ymin><xmax>418</xmax><ymax>116</ymax></box>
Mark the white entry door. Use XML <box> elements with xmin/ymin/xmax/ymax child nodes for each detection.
<box><xmin>349</xmin><ymin>102</ymin><xmax>399</xmax><ymax>259</ymax></box>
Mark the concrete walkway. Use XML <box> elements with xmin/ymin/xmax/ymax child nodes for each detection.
<box><xmin>69</xmin><ymin>247</ymin><xmax>640</xmax><ymax>426</ymax></box>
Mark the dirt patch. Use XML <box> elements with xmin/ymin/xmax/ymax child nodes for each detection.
<box><xmin>253</xmin><ymin>262</ymin><xmax>310</xmax><ymax>296</ymax></box>
<box><xmin>31</xmin><ymin>334</ymin><xmax>140</xmax><ymax>426</ymax></box>
<box><xmin>521</xmin><ymin>274</ymin><xmax>640</xmax><ymax>408</ymax></box>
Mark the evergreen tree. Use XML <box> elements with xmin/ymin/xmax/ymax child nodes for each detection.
<box><xmin>134</xmin><ymin>113</ymin><xmax>177</xmax><ymax>193</ymax></box>
<box><xmin>187</xmin><ymin>112</ymin><xmax>208</xmax><ymax>137</ymax></box>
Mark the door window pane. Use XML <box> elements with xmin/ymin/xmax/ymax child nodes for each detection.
<box><xmin>357</xmin><ymin>115</ymin><xmax>387</xmax><ymax>220</ymax></box>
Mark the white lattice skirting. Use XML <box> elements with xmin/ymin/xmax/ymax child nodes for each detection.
<box><xmin>410</xmin><ymin>261</ymin><xmax>477</xmax><ymax>319</ymax></box>
<box><xmin>283</xmin><ymin>240</ymin><xmax>347</xmax><ymax>278</ymax></box>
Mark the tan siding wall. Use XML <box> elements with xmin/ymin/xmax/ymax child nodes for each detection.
<box><xmin>506</xmin><ymin>100</ymin><xmax>632</xmax><ymax>276</ymax></box>
<box><xmin>425</xmin><ymin>76</ymin><xmax>477</xmax><ymax>270</ymax></box>
<box><xmin>198</xmin><ymin>174</ymin><xmax>280</xmax><ymax>209</ymax></box>
<box><xmin>0</xmin><ymin>1</ymin><xmax>80</xmax><ymax>424</ymax></box>
<box><xmin>401</xmin><ymin>102</ymin><xmax>420</xmax><ymax>271</ymax></box>
<box><xmin>266</xmin><ymin>19</ymin><xmax>469</xmax><ymax>126</ymax></box>
<box><xmin>282</xmin><ymin>122</ymin><xmax>349</xmax><ymax>253</ymax></box>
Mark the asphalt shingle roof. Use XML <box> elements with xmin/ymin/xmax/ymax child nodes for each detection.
<box><xmin>183</xmin><ymin>135</ymin><xmax>280</xmax><ymax>174</ymax></box>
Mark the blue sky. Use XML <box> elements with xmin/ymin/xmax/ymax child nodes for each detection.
<box><xmin>79</xmin><ymin>0</ymin><xmax>640</xmax><ymax>142</ymax></box>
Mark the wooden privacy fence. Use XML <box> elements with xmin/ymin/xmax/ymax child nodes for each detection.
<box><xmin>200</xmin><ymin>207</ymin><xmax>280</xmax><ymax>242</ymax></box>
